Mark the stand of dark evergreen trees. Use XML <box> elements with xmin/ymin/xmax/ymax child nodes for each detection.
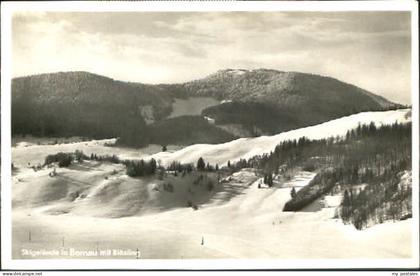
<box><xmin>340</xmin><ymin>161</ymin><xmax>411</xmax><ymax>229</ymax></box>
<box><xmin>279</xmin><ymin>122</ymin><xmax>411</xmax><ymax>229</ymax></box>
<box><xmin>283</xmin><ymin>168</ymin><xmax>337</xmax><ymax>211</ymax></box>
<box><xmin>124</xmin><ymin>159</ymin><xmax>157</xmax><ymax>177</ymax></box>
<box><xmin>223</xmin><ymin>122</ymin><xmax>411</xmax><ymax>229</ymax></box>
<box><xmin>44</xmin><ymin>151</ymin><xmax>121</xmax><ymax>168</ymax></box>
<box><xmin>43</xmin><ymin>151</ymin><xmax>219</xmax><ymax>180</ymax></box>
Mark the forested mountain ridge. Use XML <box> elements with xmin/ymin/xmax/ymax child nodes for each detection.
<box><xmin>12</xmin><ymin>70</ymin><xmax>401</xmax><ymax>146</ymax></box>
<box><xmin>191</xmin><ymin>69</ymin><xmax>398</xmax><ymax>134</ymax></box>
<box><xmin>12</xmin><ymin>72</ymin><xmax>175</xmax><ymax>146</ymax></box>
<box><xmin>185</xmin><ymin>69</ymin><xmax>393</xmax><ymax>109</ymax></box>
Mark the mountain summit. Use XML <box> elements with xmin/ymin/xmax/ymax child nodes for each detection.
<box><xmin>185</xmin><ymin>68</ymin><xmax>393</xmax><ymax>109</ymax></box>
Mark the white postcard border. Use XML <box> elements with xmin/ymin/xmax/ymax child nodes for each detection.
<box><xmin>1</xmin><ymin>0</ymin><xmax>419</xmax><ymax>270</ymax></box>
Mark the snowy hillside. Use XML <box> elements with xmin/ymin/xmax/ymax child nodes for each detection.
<box><xmin>149</xmin><ymin>109</ymin><xmax>411</xmax><ymax>166</ymax></box>
<box><xmin>10</xmin><ymin>108</ymin><xmax>414</xmax><ymax>262</ymax></box>
<box><xmin>11</xmin><ymin>109</ymin><xmax>411</xmax><ymax>169</ymax></box>
<box><xmin>12</xmin><ymin>167</ymin><xmax>413</xmax><ymax>261</ymax></box>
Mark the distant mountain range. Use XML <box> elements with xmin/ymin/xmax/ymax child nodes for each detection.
<box><xmin>11</xmin><ymin>69</ymin><xmax>400</xmax><ymax>147</ymax></box>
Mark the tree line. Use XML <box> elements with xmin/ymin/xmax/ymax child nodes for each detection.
<box><xmin>222</xmin><ymin>121</ymin><xmax>411</xmax><ymax>229</ymax></box>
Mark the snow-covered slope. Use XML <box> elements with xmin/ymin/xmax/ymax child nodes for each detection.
<box><xmin>149</xmin><ymin>109</ymin><xmax>411</xmax><ymax>166</ymax></box>
<box><xmin>12</xmin><ymin>168</ymin><xmax>413</xmax><ymax>261</ymax></box>
<box><xmin>11</xmin><ymin>109</ymin><xmax>414</xmax><ymax>262</ymax></box>
<box><xmin>11</xmin><ymin>109</ymin><xmax>411</xmax><ymax>169</ymax></box>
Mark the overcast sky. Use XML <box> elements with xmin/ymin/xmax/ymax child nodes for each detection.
<box><xmin>12</xmin><ymin>11</ymin><xmax>411</xmax><ymax>104</ymax></box>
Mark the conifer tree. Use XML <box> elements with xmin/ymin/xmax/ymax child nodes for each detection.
<box><xmin>197</xmin><ymin>157</ymin><xmax>206</xmax><ymax>171</ymax></box>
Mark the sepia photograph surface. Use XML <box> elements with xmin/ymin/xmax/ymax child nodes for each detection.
<box><xmin>1</xmin><ymin>1</ymin><xmax>419</xmax><ymax>270</ymax></box>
